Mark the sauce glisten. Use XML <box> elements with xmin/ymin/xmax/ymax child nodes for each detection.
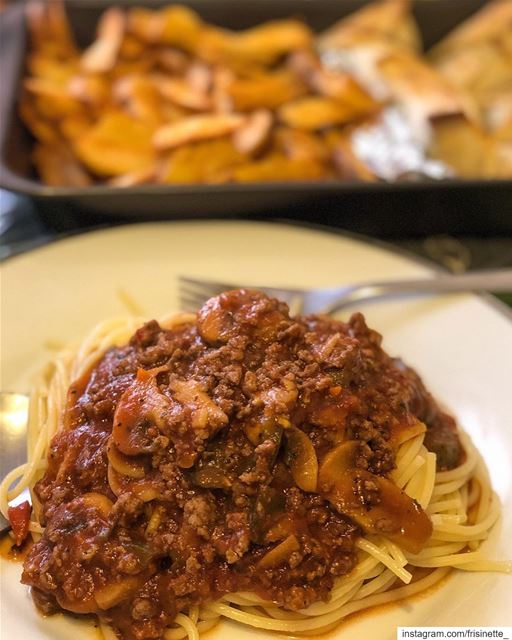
<box><xmin>22</xmin><ymin>290</ymin><xmax>461</xmax><ymax>639</ymax></box>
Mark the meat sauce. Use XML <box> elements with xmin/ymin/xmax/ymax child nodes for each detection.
<box><xmin>22</xmin><ymin>290</ymin><xmax>462</xmax><ymax>639</ymax></box>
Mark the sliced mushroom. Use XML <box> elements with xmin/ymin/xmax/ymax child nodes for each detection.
<box><xmin>317</xmin><ymin>441</ymin><xmax>360</xmax><ymax>492</ymax></box>
<box><xmin>107</xmin><ymin>441</ymin><xmax>147</xmax><ymax>479</ymax></box>
<box><xmin>131</xmin><ymin>484</ymin><xmax>161</xmax><ymax>503</ymax></box>
<box><xmin>257</xmin><ymin>534</ymin><xmax>300</xmax><ymax>569</ymax></box>
<box><xmin>112</xmin><ymin>373</ymin><xmax>171</xmax><ymax>456</ymax></box>
<box><xmin>107</xmin><ymin>464</ymin><xmax>161</xmax><ymax>503</ymax></box>
<box><xmin>170</xmin><ymin>378</ymin><xmax>228</xmax><ymax>432</ymax></box>
<box><xmin>107</xmin><ymin>464</ymin><xmax>123</xmax><ymax>497</ymax></box>
<box><xmin>324</xmin><ymin>469</ymin><xmax>432</xmax><ymax>554</ymax></box>
<box><xmin>284</xmin><ymin>427</ymin><xmax>318</xmax><ymax>492</ymax></box>
<box><xmin>319</xmin><ymin>441</ymin><xmax>432</xmax><ymax>554</ymax></box>
<box><xmin>94</xmin><ymin>576</ymin><xmax>143</xmax><ymax>610</ymax></box>
<box><xmin>250</xmin><ymin>486</ymin><xmax>286</xmax><ymax>544</ymax></box>
<box><xmin>193</xmin><ymin>465</ymin><xmax>231</xmax><ymax>489</ymax></box>
<box><xmin>244</xmin><ymin>417</ymin><xmax>283</xmax><ymax>448</ymax></box>
<box><xmin>265</xmin><ymin>515</ymin><xmax>295</xmax><ymax>543</ymax></box>
<box><xmin>80</xmin><ymin>492</ymin><xmax>114</xmax><ymax>518</ymax></box>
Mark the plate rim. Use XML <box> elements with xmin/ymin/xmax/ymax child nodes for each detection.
<box><xmin>3</xmin><ymin>218</ymin><xmax>511</xmax><ymax>325</ymax></box>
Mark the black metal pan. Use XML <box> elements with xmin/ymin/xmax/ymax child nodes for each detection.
<box><xmin>0</xmin><ymin>0</ymin><xmax>511</xmax><ymax>236</ymax></box>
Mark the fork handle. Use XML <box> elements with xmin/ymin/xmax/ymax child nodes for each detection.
<box><xmin>325</xmin><ymin>268</ymin><xmax>512</xmax><ymax>313</ymax></box>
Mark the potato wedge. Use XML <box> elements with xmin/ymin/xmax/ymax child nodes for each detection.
<box><xmin>59</xmin><ymin>114</ymin><xmax>93</xmax><ymax>141</ymax></box>
<box><xmin>227</xmin><ymin>70</ymin><xmax>307</xmax><ymax>111</ymax></box>
<box><xmin>233</xmin><ymin>110</ymin><xmax>273</xmax><ymax>154</ymax></box>
<box><xmin>211</xmin><ymin>67</ymin><xmax>236</xmax><ymax>113</ymax></box>
<box><xmin>19</xmin><ymin>95</ymin><xmax>60</xmax><ymax>143</ymax></box>
<box><xmin>82</xmin><ymin>7</ymin><xmax>126</xmax><ymax>74</ymax></box>
<box><xmin>332</xmin><ymin>136</ymin><xmax>377</xmax><ymax>181</ymax></box>
<box><xmin>26</xmin><ymin>0</ymin><xmax>77</xmax><ymax>59</ymax></box>
<box><xmin>155</xmin><ymin>76</ymin><xmax>212</xmax><ymax>111</ymax></box>
<box><xmin>153</xmin><ymin>114</ymin><xmax>244</xmax><ymax>150</ymax></box>
<box><xmin>279</xmin><ymin>96</ymin><xmax>374</xmax><ymax>130</ymax></box>
<box><xmin>33</xmin><ymin>142</ymin><xmax>92</xmax><ymax>187</ymax></box>
<box><xmin>128</xmin><ymin>5</ymin><xmax>202</xmax><ymax>52</ymax></box>
<box><xmin>114</xmin><ymin>75</ymin><xmax>166</xmax><ymax>124</ymax></box>
<box><xmin>74</xmin><ymin>111</ymin><xmax>156</xmax><ymax>176</ymax></box>
<box><xmin>119</xmin><ymin>34</ymin><xmax>146</xmax><ymax>60</ymax></box>
<box><xmin>493</xmin><ymin>139</ymin><xmax>512</xmax><ymax>178</ymax></box>
<box><xmin>289</xmin><ymin>50</ymin><xmax>379</xmax><ymax>112</ymax></box>
<box><xmin>22</xmin><ymin>0</ymin><xmax>508</xmax><ymax>186</ymax></box>
<box><xmin>186</xmin><ymin>61</ymin><xmax>213</xmax><ymax>95</ymax></box>
<box><xmin>26</xmin><ymin>54</ymin><xmax>78</xmax><ymax>86</ymax></box>
<box><xmin>233</xmin><ymin>153</ymin><xmax>326</xmax><ymax>182</ymax></box>
<box><xmin>24</xmin><ymin>78</ymin><xmax>83</xmax><ymax>119</ymax></box>
<box><xmin>155</xmin><ymin>48</ymin><xmax>189</xmax><ymax>74</ymax></box>
<box><xmin>127</xmin><ymin>7</ymin><xmax>161</xmax><ymax>44</ymax></box>
<box><xmin>109</xmin><ymin>55</ymin><xmax>159</xmax><ymax>81</ymax></box>
<box><xmin>275</xmin><ymin>127</ymin><xmax>330</xmax><ymax>163</ymax></box>
<box><xmin>108</xmin><ymin>165</ymin><xmax>158</xmax><ymax>187</ymax></box>
<box><xmin>494</xmin><ymin>118</ymin><xmax>512</xmax><ymax>142</ymax></box>
<box><xmin>199</xmin><ymin>20</ymin><xmax>313</xmax><ymax>67</ymax></box>
<box><xmin>161</xmin><ymin>138</ymin><xmax>246</xmax><ymax>183</ymax></box>
<box><xmin>68</xmin><ymin>74</ymin><xmax>110</xmax><ymax>108</ymax></box>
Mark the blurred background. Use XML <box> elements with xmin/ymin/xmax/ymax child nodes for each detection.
<box><xmin>0</xmin><ymin>0</ymin><xmax>511</xmax><ymax>295</ymax></box>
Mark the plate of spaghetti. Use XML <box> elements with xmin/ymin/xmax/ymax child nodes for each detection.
<box><xmin>1</xmin><ymin>221</ymin><xmax>511</xmax><ymax>639</ymax></box>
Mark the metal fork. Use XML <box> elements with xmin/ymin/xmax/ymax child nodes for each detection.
<box><xmin>0</xmin><ymin>392</ymin><xmax>31</xmax><ymax>536</ymax></box>
<box><xmin>179</xmin><ymin>268</ymin><xmax>512</xmax><ymax>315</ymax></box>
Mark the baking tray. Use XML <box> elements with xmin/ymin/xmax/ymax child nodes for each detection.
<box><xmin>0</xmin><ymin>0</ymin><xmax>511</xmax><ymax>236</ymax></box>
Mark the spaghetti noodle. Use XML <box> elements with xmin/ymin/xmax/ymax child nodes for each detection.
<box><xmin>1</xmin><ymin>290</ymin><xmax>509</xmax><ymax>640</ymax></box>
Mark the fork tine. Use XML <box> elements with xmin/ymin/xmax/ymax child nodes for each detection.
<box><xmin>180</xmin><ymin>276</ymin><xmax>238</xmax><ymax>295</ymax></box>
<box><xmin>177</xmin><ymin>275</ymin><xmax>305</xmax><ymax>312</ymax></box>
<box><xmin>178</xmin><ymin>289</ymin><xmax>214</xmax><ymax>312</ymax></box>
<box><xmin>180</xmin><ymin>283</ymin><xmax>223</xmax><ymax>303</ymax></box>
<box><xmin>179</xmin><ymin>293</ymin><xmax>206</xmax><ymax>312</ymax></box>
<box><xmin>178</xmin><ymin>276</ymin><xmax>235</xmax><ymax>311</ymax></box>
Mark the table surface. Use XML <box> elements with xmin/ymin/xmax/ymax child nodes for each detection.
<box><xmin>1</xmin><ymin>188</ymin><xmax>511</xmax><ymax>308</ymax></box>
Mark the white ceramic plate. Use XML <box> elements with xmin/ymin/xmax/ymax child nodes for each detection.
<box><xmin>1</xmin><ymin>221</ymin><xmax>511</xmax><ymax>638</ymax></box>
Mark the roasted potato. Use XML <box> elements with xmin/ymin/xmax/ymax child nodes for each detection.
<box><xmin>18</xmin><ymin>0</ymin><xmax>511</xmax><ymax>186</ymax></box>
<box><xmin>162</xmin><ymin>138</ymin><xmax>246</xmax><ymax>183</ymax></box>
<box><xmin>233</xmin><ymin>154</ymin><xmax>327</xmax><ymax>182</ymax></box>
<box><xmin>74</xmin><ymin>111</ymin><xmax>156</xmax><ymax>176</ymax></box>
<box><xmin>33</xmin><ymin>142</ymin><xmax>92</xmax><ymax>186</ymax></box>
<box><xmin>279</xmin><ymin>96</ymin><xmax>376</xmax><ymax>130</ymax></box>
<box><xmin>227</xmin><ymin>70</ymin><xmax>307</xmax><ymax>111</ymax></box>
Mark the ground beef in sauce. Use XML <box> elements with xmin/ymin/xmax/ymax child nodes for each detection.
<box><xmin>22</xmin><ymin>290</ymin><xmax>461</xmax><ymax>640</ymax></box>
